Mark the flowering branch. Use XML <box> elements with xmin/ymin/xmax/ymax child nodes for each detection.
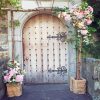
<box><xmin>53</xmin><ymin>1</ymin><xmax>95</xmax><ymax>79</ymax></box>
<box><xmin>53</xmin><ymin>1</ymin><xmax>94</xmax><ymax>45</ymax></box>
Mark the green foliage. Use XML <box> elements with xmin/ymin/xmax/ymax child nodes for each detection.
<box><xmin>82</xmin><ymin>0</ymin><xmax>100</xmax><ymax>59</ymax></box>
<box><xmin>87</xmin><ymin>26</ymin><xmax>97</xmax><ymax>34</ymax></box>
<box><xmin>0</xmin><ymin>0</ymin><xmax>21</xmax><ymax>8</ymax></box>
<box><xmin>9</xmin><ymin>20</ymin><xmax>20</xmax><ymax>27</ymax></box>
<box><xmin>82</xmin><ymin>41</ymin><xmax>100</xmax><ymax>59</ymax></box>
<box><xmin>80</xmin><ymin>1</ymin><xmax>88</xmax><ymax>10</ymax></box>
<box><xmin>0</xmin><ymin>0</ymin><xmax>21</xmax><ymax>16</ymax></box>
<box><xmin>53</xmin><ymin>7</ymin><xmax>69</xmax><ymax>15</ymax></box>
<box><xmin>8</xmin><ymin>0</ymin><xmax>21</xmax><ymax>8</ymax></box>
<box><xmin>7</xmin><ymin>63</ymin><xmax>15</xmax><ymax>68</ymax></box>
<box><xmin>87</xmin><ymin>26</ymin><xmax>97</xmax><ymax>44</ymax></box>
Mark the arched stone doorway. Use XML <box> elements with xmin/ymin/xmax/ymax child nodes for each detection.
<box><xmin>23</xmin><ymin>13</ymin><xmax>69</xmax><ymax>83</ymax></box>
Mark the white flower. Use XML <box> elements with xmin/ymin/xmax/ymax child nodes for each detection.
<box><xmin>61</xmin><ymin>12</ymin><xmax>67</xmax><ymax>17</ymax></box>
<box><xmin>58</xmin><ymin>13</ymin><xmax>61</xmax><ymax>18</ymax></box>
<box><xmin>16</xmin><ymin>62</ymin><xmax>20</xmax><ymax>66</ymax></box>
<box><xmin>14</xmin><ymin>60</ymin><xmax>17</xmax><ymax>64</ymax></box>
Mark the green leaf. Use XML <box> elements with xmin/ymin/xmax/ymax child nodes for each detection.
<box><xmin>88</xmin><ymin>26</ymin><xmax>97</xmax><ymax>33</ymax></box>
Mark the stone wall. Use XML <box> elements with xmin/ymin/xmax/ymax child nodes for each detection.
<box><xmin>0</xmin><ymin>58</ymin><xmax>9</xmax><ymax>100</ymax></box>
<box><xmin>82</xmin><ymin>58</ymin><xmax>100</xmax><ymax>100</ymax></box>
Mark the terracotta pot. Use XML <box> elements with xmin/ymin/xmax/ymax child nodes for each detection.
<box><xmin>70</xmin><ymin>77</ymin><xmax>86</xmax><ymax>94</ymax></box>
<box><xmin>6</xmin><ymin>83</ymin><xmax>22</xmax><ymax>97</ymax></box>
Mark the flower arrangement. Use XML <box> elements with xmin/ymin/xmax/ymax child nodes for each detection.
<box><xmin>70</xmin><ymin>2</ymin><xmax>93</xmax><ymax>43</ymax></box>
<box><xmin>54</xmin><ymin>2</ymin><xmax>95</xmax><ymax>44</ymax></box>
<box><xmin>3</xmin><ymin>60</ymin><xmax>25</xmax><ymax>84</ymax></box>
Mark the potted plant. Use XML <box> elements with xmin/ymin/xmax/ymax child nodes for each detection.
<box><xmin>53</xmin><ymin>1</ymin><xmax>95</xmax><ymax>94</ymax></box>
<box><xmin>3</xmin><ymin>60</ymin><xmax>25</xmax><ymax>97</ymax></box>
<box><xmin>69</xmin><ymin>2</ymin><xmax>94</xmax><ymax>94</ymax></box>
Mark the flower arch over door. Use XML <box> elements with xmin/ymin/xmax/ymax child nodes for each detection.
<box><xmin>22</xmin><ymin>13</ymin><xmax>69</xmax><ymax>83</ymax></box>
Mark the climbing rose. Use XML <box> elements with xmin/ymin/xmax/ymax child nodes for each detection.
<box><xmin>87</xmin><ymin>6</ymin><xmax>93</xmax><ymax>13</ymax></box>
<box><xmin>80</xmin><ymin>30</ymin><xmax>88</xmax><ymax>35</ymax></box>
<box><xmin>85</xmin><ymin>19</ymin><xmax>92</xmax><ymax>25</ymax></box>
<box><xmin>76</xmin><ymin>12</ymin><xmax>84</xmax><ymax>19</ymax></box>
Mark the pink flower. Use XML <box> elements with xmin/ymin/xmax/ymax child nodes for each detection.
<box><xmin>85</xmin><ymin>19</ymin><xmax>92</xmax><ymax>25</ymax></box>
<box><xmin>88</xmin><ymin>6</ymin><xmax>93</xmax><ymax>13</ymax></box>
<box><xmin>80</xmin><ymin>30</ymin><xmax>88</xmax><ymax>35</ymax></box>
<box><xmin>64</xmin><ymin>14</ymin><xmax>71</xmax><ymax>21</ymax></box>
<box><xmin>84</xmin><ymin>10</ymin><xmax>90</xmax><ymax>15</ymax></box>
<box><xmin>4</xmin><ymin>76</ymin><xmax>8</xmax><ymax>81</ymax></box>
<box><xmin>16</xmin><ymin>75</ymin><xmax>24</xmax><ymax>82</ymax></box>
<box><xmin>77</xmin><ymin>13</ymin><xmax>84</xmax><ymax>19</ymax></box>
<box><xmin>4</xmin><ymin>75</ymin><xmax>11</xmax><ymax>82</ymax></box>
<box><xmin>9</xmin><ymin>69</ymin><xmax>17</xmax><ymax>77</ymax></box>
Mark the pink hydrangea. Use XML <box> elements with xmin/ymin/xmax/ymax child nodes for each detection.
<box><xmin>4</xmin><ymin>75</ymin><xmax>11</xmax><ymax>82</ymax></box>
<box><xmin>9</xmin><ymin>69</ymin><xmax>17</xmax><ymax>77</ymax></box>
<box><xmin>16</xmin><ymin>75</ymin><xmax>24</xmax><ymax>82</ymax></box>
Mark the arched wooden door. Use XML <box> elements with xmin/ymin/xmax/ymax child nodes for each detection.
<box><xmin>23</xmin><ymin>14</ymin><xmax>68</xmax><ymax>83</ymax></box>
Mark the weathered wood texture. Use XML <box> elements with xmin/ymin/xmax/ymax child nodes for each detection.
<box><xmin>23</xmin><ymin>14</ymin><xmax>68</xmax><ymax>83</ymax></box>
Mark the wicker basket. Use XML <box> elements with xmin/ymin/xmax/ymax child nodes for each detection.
<box><xmin>6</xmin><ymin>83</ymin><xmax>22</xmax><ymax>97</ymax></box>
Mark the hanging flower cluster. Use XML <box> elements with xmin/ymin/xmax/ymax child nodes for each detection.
<box><xmin>70</xmin><ymin>4</ymin><xmax>93</xmax><ymax>36</ymax></box>
<box><xmin>3</xmin><ymin>60</ymin><xmax>25</xmax><ymax>84</ymax></box>
<box><xmin>56</xmin><ymin>2</ymin><xmax>94</xmax><ymax>44</ymax></box>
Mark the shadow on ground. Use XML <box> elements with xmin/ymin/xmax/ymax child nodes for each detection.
<box><xmin>2</xmin><ymin>84</ymin><xmax>92</xmax><ymax>100</ymax></box>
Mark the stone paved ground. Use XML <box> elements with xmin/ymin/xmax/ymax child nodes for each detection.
<box><xmin>2</xmin><ymin>84</ymin><xmax>92</xmax><ymax>100</ymax></box>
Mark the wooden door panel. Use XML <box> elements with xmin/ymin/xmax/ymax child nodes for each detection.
<box><xmin>23</xmin><ymin>14</ymin><xmax>68</xmax><ymax>83</ymax></box>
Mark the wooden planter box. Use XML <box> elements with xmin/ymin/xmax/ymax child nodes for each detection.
<box><xmin>70</xmin><ymin>77</ymin><xmax>86</xmax><ymax>94</ymax></box>
<box><xmin>6</xmin><ymin>83</ymin><xmax>22</xmax><ymax>97</ymax></box>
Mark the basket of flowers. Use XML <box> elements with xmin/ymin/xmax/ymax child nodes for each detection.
<box><xmin>3</xmin><ymin>60</ymin><xmax>25</xmax><ymax>97</ymax></box>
